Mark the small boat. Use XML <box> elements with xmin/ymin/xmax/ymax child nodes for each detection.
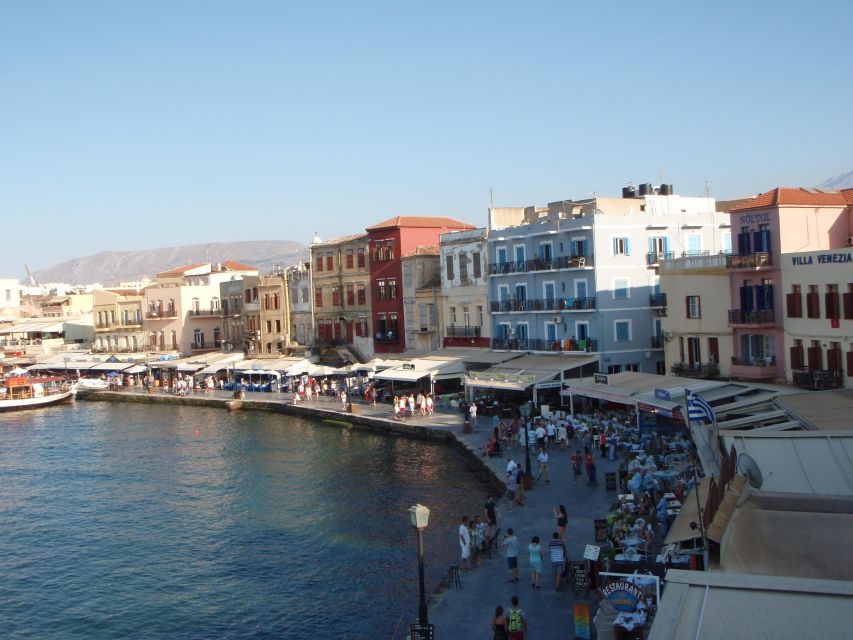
<box><xmin>74</xmin><ymin>377</ymin><xmax>110</xmax><ymax>394</ymax></box>
<box><xmin>0</xmin><ymin>375</ymin><xmax>76</xmax><ymax>411</ymax></box>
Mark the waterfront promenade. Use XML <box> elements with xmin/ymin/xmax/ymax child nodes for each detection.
<box><xmin>84</xmin><ymin>389</ymin><xmax>620</xmax><ymax>639</ymax></box>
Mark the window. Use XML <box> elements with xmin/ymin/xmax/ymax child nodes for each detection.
<box><xmin>614</xmin><ymin>320</ymin><xmax>631</xmax><ymax>342</ymax></box>
<box><xmin>387</xmin><ymin>279</ymin><xmax>398</xmax><ymax>299</ymax></box>
<box><xmin>722</xmin><ymin>233</ymin><xmax>732</xmax><ymax>254</ymax></box>
<box><xmin>193</xmin><ymin>329</ymin><xmax>204</xmax><ymax>349</ymax></box>
<box><xmin>446</xmin><ymin>255</ymin><xmax>455</xmax><ymax>281</ymax></box>
<box><xmin>357</xmin><ymin>317</ymin><xmax>368</xmax><ymax>337</ymax></box>
<box><xmin>790</xmin><ymin>339</ymin><xmax>805</xmax><ymax>369</ymax></box>
<box><xmin>786</xmin><ymin>284</ymin><xmax>803</xmax><ymax>318</ymax></box>
<box><xmin>472</xmin><ymin>252</ymin><xmax>481</xmax><ymax>279</ymax></box>
<box><xmin>613</xmin><ymin>278</ymin><xmax>629</xmax><ymax>299</ymax></box>
<box><xmin>806</xmin><ymin>285</ymin><xmax>820</xmax><ymax>318</ymax></box>
<box><xmin>463</xmin><ymin>306</ymin><xmax>470</xmax><ymax>327</ymax></box>
<box><xmin>625</xmin><ymin>363</ymin><xmax>639</xmax><ymax>372</ymax></box>
<box><xmin>450</xmin><ymin>306</ymin><xmax>457</xmax><ymax>324</ymax></box>
<box><xmin>357</xmin><ymin>283</ymin><xmax>366</xmax><ymax>305</ymax></box>
<box><xmin>687</xmin><ymin>337</ymin><xmax>701</xmax><ymax>366</ymax></box>
<box><xmin>301</xmin><ymin>288</ymin><xmax>309</xmax><ymax>303</ymax></box>
<box><xmin>346</xmin><ymin>249</ymin><xmax>354</xmax><ymax>269</ymax></box>
<box><xmin>276</xmin><ymin>320</ymin><xmax>281</xmax><ymax>333</ymax></box>
<box><xmin>686</xmin><ymin>296</ymin><xmax>701</xmax><ymax>318</ymax></box>
<box><xmin>477</xmin><ymin>305</ymin><xmax>484</xmax><ymax>326</ymax></box>
<box><xmin>326</xmin><ymin>252</ymin><xmax>334</xmax><ymax>271</ymax></box>
<box><xmin>571</xmin><ymin>238</ymin><xmax>587</xmax><ymax>258</ymax></box>
<box><xmin>266</xmin><ymin>320</ymin><xmax>272</xmax><ymax>333</ymax></box>
<box><xmin>346</xmin><ymin>284</ymin><xmax>355</xmax><ymax>306</ymax></box>
<box><xmin>357</xmin><ymin>248</ymin><xmax>366</xmax><ymax>268</ymax></box>
<box><xmin>497</xmin><ymin>246</ymin><xmax>508</xmax><ymax>264</ymax></box>
<box><xmin>315</xmin><ymin>254</ymin><xmax>324</xmax><ymax>271</ymax></box>
<box><xmin>375</xmin><ymin>239</ymin><xmax>395</xmax><ymax>261</ymax></box>
<box><xmin>331</xmin><ymin>286</ymin><xmax>341</xmax><ymax>306</ymax></box>
<box><xmin>459</xmin><ymin>253</ymin><xmax>469</xmax><ymax>284</ymax></box>
<box><xmin>514</xmin><ymin>245</ymin><xmax>525</xmax><ymax>263</ymax></box>
<box><xmin>314</xmin><ymin>287</ymin><xmax>323</xmax><ymax>307</ymax></box>
<box><xmin>607</xmin><ymin>365</ymin><xmax>623</xmax><ymax>374</ymax></box>
<box><xmin>826</xmin><ymin>284</ymin><xmax>840</xmax><ymax>320</ymax></box>
<box><xmin>377</xmin><ymin>280</ymin><xmax>386</xmax><ymax>300</ymax></box>
<box><xmin>613</xmin><ymin>237</ymin><xmax>631</xmax><ymax>256</ymax></box>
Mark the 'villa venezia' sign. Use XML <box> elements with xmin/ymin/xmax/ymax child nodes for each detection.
<box><xmin>791</xmin><ymin>252</ymin><xmax>852</xmax><ymax>266</ymax></box>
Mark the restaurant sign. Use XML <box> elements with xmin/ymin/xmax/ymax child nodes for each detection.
<box><xmin>594</xmin><ymin>373</ymin><xmax>609</xmax><ymax>385</ymax></box>
<box><xmin>601</xmin><ymin>580</ymin><xmax>643</xmax><ymax>612</ymax></box>
<box><xmin>401</xmin><ymin>363</ymin><xmax>416</xmax><ymax>370</ymax></box>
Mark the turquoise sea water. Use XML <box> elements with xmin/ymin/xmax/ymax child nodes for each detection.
<box><xmin>0</xmin><ymin>402</ymin><xmax>489</xmax><ymax>639</ymax></box>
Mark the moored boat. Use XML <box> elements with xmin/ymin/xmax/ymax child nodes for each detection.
<box><xmin>0</xmin><ymin>375</ymin><xmax>76</xmax><ymax>411</ymax></box>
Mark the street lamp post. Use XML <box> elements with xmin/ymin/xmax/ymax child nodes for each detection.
<box><xmin>519</xmin><ymin>401</ymin><xmax>532</xmax><ymax>477</ymax></box>
<box><xmin>408</xmin><ymin>504</ymin><xmax>430</xmax><ymax>627</ymax></box>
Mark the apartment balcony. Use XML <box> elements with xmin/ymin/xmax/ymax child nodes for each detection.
<box><xmin>188</xmin><ymin>309</ymin><xmax>220</xmax><ymax>318</ymax></box>
<box><xmin>728</xmin><ymin>309</ymin><xmax>776</xmax><ymax>325</ymax></box>
<box><xmin>374</xmin><ymin>334</ymin><xmax>400</xmax><ymax>344</ymax></box>
<box><xmin>726</xmin><ymin>252</ymin><xmax>772</xmax><ymax>269</ymax></box>
<box><xmin>490</xmin><ymin>337</ymin><xmax>597</xmax><ymax>353</ymax></box>
<box><xmin>490</xmin><ymin>297</ymin><xmax>596</xmax><ymax>313</ymax></box>
<box><xmin>90</xmin><ymin>346</ymin><xmax>147</xmax><ymax>354</ymax></box>
<box><xmin>146</xmin><ymin>310</ymin><xmax>178</xmax><ymax>320</ymax></box>
<box><xmin>646</xmin><ymin>251</ymin><xmax>675</xmax><ymax>266</ymax></box>
<box><xmin>650</xmin><ymin>335</ymin><xmax>664</xmax><ymax>349</ymax></box>
<box><xmin>95</xmin><ymin>322</ymin><xmax>142</xmax><ymax>331</ymax></box>
<box><xmin>670</xmin><ymin>362</ymin><xmax>720</xmax><ymax>379</ymax></box>
<box><xmin>792</xmin><ymin>369</ymin><xmax>844</xmax><ymax>391</ymax></box>
<box><xmin>730</xmin><ymin>356</ymin><xmax>780</xmax><ymax>380</ymax></box>
<box><xmin>446</xmin><ymin>325</ymin><xmax>481</xmax><ymax>338</ymax></box>
<box><xmin>488</xmin><ymin>255</ymin><xmax>592</xmax><ymax>276</ymax></box>
<box><xmin>649</xmin><ymin>293</ymin><xmax>668</xmax><ymax>308</ymax></box>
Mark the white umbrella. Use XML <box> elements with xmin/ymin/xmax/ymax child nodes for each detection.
<box><xmin>7</xmin><ymin>367</ymin><xmax>28</xmax><ymax>376</ymax></box>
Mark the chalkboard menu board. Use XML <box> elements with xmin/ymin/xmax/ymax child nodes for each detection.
<box><xmin>572</xmin><ymin>561</ymin><xmax>591</xmax><ymax>593</ymax></box>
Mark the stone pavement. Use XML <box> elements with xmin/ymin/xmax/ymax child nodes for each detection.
<box><xmin>96</xmin><ymin>389</ymin><xmax>622</xmax><ymax>638</ymax></box>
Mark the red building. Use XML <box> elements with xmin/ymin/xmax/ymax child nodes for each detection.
<box><xmin>366</xmin><ymin>216</ymin><xmax>475</xmax><ymax>353</ymax></box>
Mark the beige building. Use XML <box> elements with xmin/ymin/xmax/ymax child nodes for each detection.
<box><xmin>242</xmin><ymin>271</ymin><xmax>298</xmax><ymax>357</ymax></box>
<box><xmin>439</xmin><ymin>227</ymin><xmax>490</xmax><ymax>348</ymax></box>
<box><xmin>92</xmin><ymin>288</ymin><xmax>146</xmax><ymax>353</ymax></box>
<box><xmin>309</xmin><ymin>233</ymin><xmax>373</xmax><ymax>360</ymax></box>
<box><xmin>24</xmin><ymin>293</ymin><xmax>93</xmax><ymax>318</ymax></box>
<box><xmin>660</xmin><ymin>254</ymin><xmax>733</xmax><ymax>378</ymax></box>
<box><xmin>402</xmin><ymin>246</ymin><xmax>441</xmax><ymax>354</ymax></box>
<box><xmin>0</xmin><ymin>279</ymin><xmax>22</xmax><ymax>323</ymax></box>
<box><xmin>287</xmin><ymin>264</ymin><xmax>312</xmax><ymax>346</ymax></box>
<box><xmin>780</xmin><ymin>247</ymin><xmax>853</xmax><ymax>389</ymax></box>
<box><xmin>144</xmin><ymin>261</ymin><xmax>257</xmax><ymax>354</ymax></box>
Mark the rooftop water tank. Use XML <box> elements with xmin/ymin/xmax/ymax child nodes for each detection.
<box><xmin>638</xmin><ymin>183</ymin><xmax>654</xmax><ymax>197</ymax></box>
<box><xmin>659</xmin><ymin>183</ymin><xmax>673</xmax><ymax>196</ymax></box>
<box><xmin>622</xmin><ymin>186</ymin><xmax>636</xmax><ymax>199</ymax></box>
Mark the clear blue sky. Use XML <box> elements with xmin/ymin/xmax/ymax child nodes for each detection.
<box><xmin>1</xmin><ymin>0</ymin><xmax>851</xmax><ymax>278</ymax></box>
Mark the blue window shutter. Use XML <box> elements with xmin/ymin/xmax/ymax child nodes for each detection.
<box><xmin>625</xmin><ymin>238</ymin><xmax>631</xmax><ymax>256</ymax></box>
<box><xmin>663</xmin><ymin>236</ymin><xmax>670</xmax><ymax>253</ymax></box>
<box><xmin>648</xmin><ymin>238</ymin><xmax>655</xmax><ymax>255</ymax></box>
<box><xmin>612</xmin><ymin>238</ymin><xmax>618</xmax><ymax>255</ymax></box>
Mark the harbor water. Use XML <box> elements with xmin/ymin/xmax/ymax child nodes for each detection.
<box><xmin>0</xmin><ymin>402</ymin><xmax>489</xmax><ymax>639</ymax></box>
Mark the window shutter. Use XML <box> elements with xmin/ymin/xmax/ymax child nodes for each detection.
<box><xmin>612</xmin><ymin>238</ymin><xmax>618</xmax><ymax>254</ymax></box>
<box><xmin>625</xmin><ymin>238</ymin><xmax>631</xmax><ymax>255</ymax></box>
<box><xmin>697</xmin><ymin>297</ymin><xmax>701</xmax><ymax>318</ymax></box>
<box><xmin>685</xmin><ymin>296</ymin><xmax>691</xmax><ymax>317</ymax></box>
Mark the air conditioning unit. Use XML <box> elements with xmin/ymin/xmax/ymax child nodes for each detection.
<box><xmin>846</xmin><ymin>236</ymin><xmax>853</xmax><ymax>247</ymax></box>
<box><xmin>663</xmin><ymin>331</ymin><xmax>674</xmax><ymax>340</ymax></box>
<box><xmin>554</xmin><ymin>316</ymin><xmax>563</xmax><ymax>324</ymax></box>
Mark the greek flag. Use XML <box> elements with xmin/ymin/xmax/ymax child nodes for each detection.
<box><xmin>686</xmin><ymin>389</ymin><xmax>715</xmax><ymax>423</ymax></box>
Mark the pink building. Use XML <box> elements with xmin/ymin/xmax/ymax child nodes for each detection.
<box><xmin>726</xmin><ymin>188</ymin><xmax>852</xmax><ymax>381</ymax></box>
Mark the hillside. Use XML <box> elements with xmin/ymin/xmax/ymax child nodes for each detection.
<box><xmin>33</xmin><ymin>240</ymin><xmax>307</xmax><ymax>285</ymax></box>
<box><xmin>818</xmin><ymin>169</ymin><xmax>853</xmax><ymax>190</ymax></box>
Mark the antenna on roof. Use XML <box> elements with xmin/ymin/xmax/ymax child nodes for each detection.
<box><xmin>705</xmin><ymin>181</ymin><xmax>711</xmax><ymax>198</ymax></box>
<box><xmin>489</xmin><ymin>187</ymin><xmax>494</xmax><ymax>209</ymax></box>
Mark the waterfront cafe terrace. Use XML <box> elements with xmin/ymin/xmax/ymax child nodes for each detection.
<box><xmin>464</xmin><ymin>353</ymin><xmax>599</xmax><ymax>411</ymax></box>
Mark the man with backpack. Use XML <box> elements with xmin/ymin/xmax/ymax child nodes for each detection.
<box><xmin>507</xmin><ymin>595</ymin><xmax>527</xmax><ymax>640</ymax></box>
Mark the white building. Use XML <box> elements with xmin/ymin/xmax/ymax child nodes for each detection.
<box><xmin>439</xmin><ymin>227</ymin><xmax>491</xmax><ymax>349</ymax></box>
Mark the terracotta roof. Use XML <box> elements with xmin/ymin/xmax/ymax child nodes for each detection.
<box><xmin>220</xmin><ymin>260</ymin><xmax>258</xmax><ymax>271</ymax></box>
<box><xmin>404</xmin><ymin>245</ymin><xmax>440</xmax><ymax>257</ymax></box>
<box><xmin>731</xmin><ymin>188</ymin><xmax>848</xmax><ymax>212</ymax></box>
<box><xmin>156</xmin><ymin>263</ymin><xmax>208</xmax><ymax>276</ymax></box>
<box><xmin>310</xmin><ymin>233</ymin><xmax>368</xmax><ymax>248</ymax></box>
<box><xmin>366</xmin><ymin>215</ymin><xmax>476</xmax><ymax>231</ymax></box>
<box><xmin>841</xmin><ymin>188</ymin><xmax>853</xmax><ymax>205</ymax></box>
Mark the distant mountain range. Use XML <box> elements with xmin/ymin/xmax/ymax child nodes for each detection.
<box><xmin>818</xmin><ymin>169</ymin><xmax>853</xmax><ymax>190</ymax></box>
<box><xmin>32</xmin><ymin>240</ymin><xmax>307</xmax><ymax>286</ymax></box>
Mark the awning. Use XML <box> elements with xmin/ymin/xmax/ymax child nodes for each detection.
<box><xmin>374</xmin><ymin>358</ymin><xmax>466</xmax><ymax>384</ymax></box>
<box><xmin>89</xmin><ymin>362</ymin><xmax>135</xmax><ymax>372</ymax></box>
<box><xmin>466</xmin><ymin>354</ymin><xmax>597</xmax><ymax>392</ymax></box>
<box><xmin>125</xmin><ymin>365</ymin><xmax>146</xmax><ymax>374</ymax></box>
<box><xmin>0</xmin><ymin>321</ymin><xmax>65</xmax><ymax>334</ymax></box>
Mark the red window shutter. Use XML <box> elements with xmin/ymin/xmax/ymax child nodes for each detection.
<box><xmin>685</xmin><ymin>297</ymin><xmax>690</xmax><ymax>317</ymax></box>
<box><xmin>843</xmin><ymin>292</ymin><xmax>853</xmax><ymax>320</ymax></box>
<box><xmin>847</xmin><ymin>350</ymin><xmax>853</xmax><ymax>377</ymax></box>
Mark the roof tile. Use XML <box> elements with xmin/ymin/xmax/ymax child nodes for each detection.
<box><xmin>366</xmin><ymin>215</ymin><xmax>476</xmax><ymax>231</ymax></box>
<box><xmin>731</xmin><ymin>188</ymin><xmax>847</xmax><ymax>212</ymax></box>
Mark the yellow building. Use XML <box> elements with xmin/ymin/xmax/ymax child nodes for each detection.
<box><xmin>92</xmin><ymin>288</ymin><xmax>146</xmax><ymax>353</ymax></box>
<box><xmin>659</xmin><ymin>254</ymin><xmax>733</xmax><ymax>379</ymax></box>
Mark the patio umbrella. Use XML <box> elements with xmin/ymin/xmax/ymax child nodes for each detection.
<box><xmin>106</xmin><ymin>371</ymin><xmax>120</xmax><ymax>378</ymax></box>
<box><xmin>8</xmin><ymin>367</ymin><xmax>28</xmax><ymax>376</ymax></box>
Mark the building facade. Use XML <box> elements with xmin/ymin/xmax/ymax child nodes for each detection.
<box><xmin>781</xmin><ymin>247</ymin><xmax>853</xmax><ymax>389</ymax></box>
<box><xmin>726</xmin><ymin>188</ymin><xmax>851</xmax><ymax>382</ymax></box>
<box><xmin>439</xmin><ymin>228</ymin><xmax>490</xmax><ymax>348</ymax></box>
<box><xmin>366</xmin><ymin>216</ymin><xmax>475</xmax><ymax>354</ymax></box>
<box><xmin>309</xmin><ymin>234</ymin><xmax>373</xmax><ymax>360</ymax></box>
<box><xmin>659</xmin><ymin>254</ymin><xmax>732</xmax><ymax>378</ymax></box>
<box><xmin>218</xmin><ymin>279</ymin><xmax>245</xmax><ymax>352</ymax></box>
<box><xmin>488</xmin><ymin>187</ymin><xmax>730</xmax><ymax>374</ymax></box>
<box><xmin>92</xmin><ymin>288</ymin><xmax>146</xmax><ymax>353</ymax></box>
<box><xmin>144</xmin><ymin>261</ymin><xmax>257</xmax><ymax>354</ymax></box>
<box><xmin>242</xmin><ymin>272</ymin><xmax>293</xmax><ymax>357</ymax></box>
<box><xmin>402</xmin><ymin>246</ymin><xmax>441</xmax><ymax>353</ymax></box>
<box><xmin>0</xmin><ymin>279</ymin><xmax>22</xmax><ymax>323</ymax></box>
<box><xmin>286</xmin><ymin>264</ymin><xmax>312</xmax><ymax>346</ymax></box>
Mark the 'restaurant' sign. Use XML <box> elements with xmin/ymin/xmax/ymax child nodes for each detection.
<box><xmin>601</xmin><ymin>580</ymin><xmax>644</xmax><ymax>612</ymax></box>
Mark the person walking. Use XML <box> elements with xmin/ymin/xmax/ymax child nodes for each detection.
<box><xmin>553</xmin><ymin>505</ymin><xmax>568</xmax><ymax>541</ymax></box>
<box><xmin>527</xmin><ymin>536</ymin><xmax>543</xmax><ymax>588</ymax></box>
<box><xmin>536</xmin><ymin>447</ymin><xmax>550</xmax><ymax>483</ymax></box>
<box><xmin>492</xmin><ymin>605</ymin><xmax>509</xmax><ymax>640</ymax></box>
<box><xmin>571</xmin><ymin>450</ymin><xmax>582</xmax><ymax>483</ymax></box>
<box><xmin>504</xmin><ymin>469</ymin><xmax>518</xmax><ymax>510</ymax></box>
<box><xmin>408</xmin><ymin>393</ymin><xmax>416</xmax><ymax>417</ymax></box>
<box><xmin>548</xmin><ymin>532</ymin><xmax>567</xmax><ymax>590</ymax></box>
<box><xmin>426</xmin><ymin>393</ymin><xmax>434</xmax><ymax>415</ymax></box>
<box><xmin>458</xmin><ymin>516</ymin><xmax>471</xmax><ymax>572</ymax></box>
<box><xmin>546</xmin><ymin>421</ymin><xmax>556</xmax><ymax>449</ymax></box>
<box><xmin>469</xmin><ymin>401</ymin><xmax>478</xmax><ymax>426</ymax></box>
<box><xmin>585</xmin><ymin>448</ymin><xmax>597</xmax><ymax>485</ymax></box>
<box><xmin>506</xmin><ymin>595</ymin><xmax>527</xmax><ymax>640</ymax></box>
<box><xmin>339</xmin><ymin>389</ymin><xmax>347</xmax><ymax>410</ymax></box>
<box><xmin>502</xmin><ymin>528</ymin><xmax>519</xmax><ymax>583</ymax></box>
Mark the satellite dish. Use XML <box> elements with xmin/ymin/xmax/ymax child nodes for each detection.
<box><xmin>737</xmin><ymin>453</ymin><xmax>763</xmax><ymax>489</ymax></box>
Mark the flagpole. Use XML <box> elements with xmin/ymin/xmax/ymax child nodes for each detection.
<box><xmin>685</xmin><ymin>389</ymin><xmax>709</xmax><ymax>570</ymax></box>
